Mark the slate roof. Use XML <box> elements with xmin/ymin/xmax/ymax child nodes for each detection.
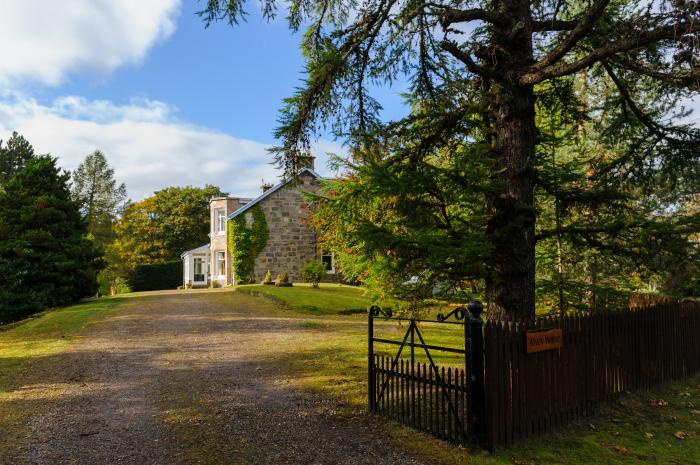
<box><xmin>227</xmin><ymin>167</ymin><xmax>323</xmax><ymax>220</ymax></box>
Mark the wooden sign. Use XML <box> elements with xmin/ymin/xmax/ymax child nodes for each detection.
<box><xmin>525</xmin><ymin>329</ymin><xmax>562</xmax><ymax>353</ymax></box>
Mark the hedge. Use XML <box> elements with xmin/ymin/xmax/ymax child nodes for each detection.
<box><xmin>129</xmin><ymin>261</ymin><xmax>182</xmax><ymax>292</ymax></box>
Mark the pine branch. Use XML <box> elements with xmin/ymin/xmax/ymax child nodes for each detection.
<box><xmin>536</xmin><ymin>223</ymin><xmax>642</xmax><ymax>242</ymax></box>
<box><xmin>532</xmin><ymin>19</ymin><xmax>578</xmax><ymax>32</ymax></box>
<box><xmin>520</xmin><ymin>22</ymin><xmax>695</xmax><ymax>85</ymax></box>
<box><xmin>602</xmin><ymin>61</ymin><xmax>690</xmax><ymax>145</ymax></box>
<box><xmin>440</xmin><ymin>40</ymin><xmax>493</xmax><ymax>77</ymax></box>
<box><xmin>435</xmin><ymin>6</ymin><xmax>504</xmax><ymax>28</ymax></box>
<box><xmin>529</xmin><ymin>0</ymin><xmax>612</xmax><ymax>72</ymax></box>
<box><xmin>610</xmin><ymin>56</ymin><xmax>700</xmax><ymax>90</ymax></box>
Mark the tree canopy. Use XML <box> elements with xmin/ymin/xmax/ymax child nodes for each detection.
<box><xmin>203</xmin><ymin>0</ymin><xmax>700</xmax><ymax>317</ymax></box>
<box><xmin>0</xmin><ymin>132</ymin><xmax>35</xmax><ymax>186</ymax></box>
<box><xmin>71</xmin><ymin>150</ymin><xmax>128</xmax><ymax>249</ymax></box>
<box><xmin>111</xmin><ymin>185</ymin><xmax>227</xmax><ymax>272</ymax></box>
<box><xmin>0</xmin><ymin>156</ymin><xmax>103</xmax><ymax>323</ymax></box>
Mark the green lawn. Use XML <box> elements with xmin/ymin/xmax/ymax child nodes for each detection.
<box><xmin>236</xmin><ymin>282</ymin><xmax>376</xmax><ymax>314</ymax></box>
<box><xmin>3</xmin><ymin>289</ymin><xmax>698</xmax><ymax>464</ymax></box>
<box><xmin>236</xmin><ymin>287</ymin><xmax>700</xmax><ymax>465</ymax></box>
<box><xmin>0</xmin><ymin>296</ymin><xmax>126</xmax><ymax>392</ymax></box>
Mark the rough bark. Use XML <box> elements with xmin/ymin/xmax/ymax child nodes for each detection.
<box><xmin>485</xmin><ymin>0</ymin><xmax>537</xmax><ymax>319</ymax></box>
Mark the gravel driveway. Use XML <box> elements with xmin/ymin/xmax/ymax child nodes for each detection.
<box><xmin>6</xmin><ymin>290</ymin><xmax>430</xmax><ymax>465</ymax></box>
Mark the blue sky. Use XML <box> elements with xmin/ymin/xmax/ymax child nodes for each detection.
<box><xmin>0</xmin><ymin>1</ymin><xmax>407</xmax><ymax>199</ymax></box>
<box><xmin>2</xmin><ymin>1</ymin><xmax>696</xmax><ymax>200</ymax></box>
<box><xmin>38</xmin><ymin>3</ymin><xmax>318</xmax><ymax>141</ymax></box>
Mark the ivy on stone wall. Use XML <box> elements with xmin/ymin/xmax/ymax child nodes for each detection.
<box><xmin>227</xmin><ymin>205</ymin><xmax>269</xmax><ymax>284</ymax></box>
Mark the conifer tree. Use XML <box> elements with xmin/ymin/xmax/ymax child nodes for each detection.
<box><xmin>0</xmin><ymin>156</ymin><xmax>103</xmax><ymax>323</ymax></box>
<box><xmin>71</xmin><ymin>150</ymin><xmax>128</xmax><ymax>249</ymax></box>
<box><xmin>0</xmin><ymin>132</ymin><xmax>35</xmax><ymax>185</ymax></box>
<box><xmin>203</xmin><ymin>0</ymin><xmax>700</xmax><ymax>317</ymax></box>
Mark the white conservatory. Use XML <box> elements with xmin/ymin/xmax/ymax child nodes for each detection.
<box><xmin>180</xmin><ymin>243</ymin><xmax>211</xmax><ymax>288</ymax></box>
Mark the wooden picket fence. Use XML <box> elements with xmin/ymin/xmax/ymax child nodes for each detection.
<box><xmin>483</xmin><ymin>302</ymin><xmax>700</xmax><ymax>448</ymax></box>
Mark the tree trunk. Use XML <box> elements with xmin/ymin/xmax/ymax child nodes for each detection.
<box><xmin>485</xmin><ymin>0</ymin><xmax>537</xmax><ymax>320</ymax></box>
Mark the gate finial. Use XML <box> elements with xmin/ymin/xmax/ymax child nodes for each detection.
<box><xmin>467</xmin><ymin>301</ymin><xmax>484</xmax><ymax>318</ymax></box>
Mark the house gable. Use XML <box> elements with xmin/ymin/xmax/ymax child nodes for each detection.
<box><xmin>227</xmin><ymin>167</ymin><xmax>323</xmax><ymax>221</ymax></box>
<box><xmin>233</xmin><ymin>168</ymin><xmax>323</xmax><ymax>283</ymax></box>
<box><xmin>183</xmin><ymin>166</ymin><xmax>327</xmax><ymax>287</ymax></box>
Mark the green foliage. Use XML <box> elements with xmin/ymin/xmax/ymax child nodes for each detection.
<box><xmin>71</xmin><ymin>150</ymin><xmax>128</xmax><ymax>249</ymax></box>
<box><xmin>688</xmin><ymin>274</ymin><xmax>700</xmax><ymax>297</ymax></box>
<box><xmin>112</xmin><ymin>185</ymin><xmax>226</xmax><ymax>273</ymax></box>
<box><xmin>128</xmin><ymin>261</ymin><xmax>181</xmax><ymax>292</ymax></box>
<box><xmin>302</xmin><ymin>260</ymin><xmax>326</xmax><ymax>288</ymax></box>
<box><xmin>312</xmin><ymin>140</ymin><xmax>491</xmax><ymax>304</ymax></box>
<box><xmin>227</xmin><ymin>206</ymin><xmax>269</xmax><ymax>284</ymax></box>
<box><xmin>0</xmin><ymin>132</ymin><xmax>35</xmax><ymax>186</ymax></box>
<box><xmin>532</xmin><ymin>77</ymin><xmax>700</xmax><ymax>313</ymax></box>
<box><xmin>71</xmin><ymin>150</ymin><xmax>129</xmax><ymax>293</ymax></box>
<box><xmin>97</xmin><ymin>274</ymin><xmax>130</xmax><ymax>295</ymax></box>
<box><xmin>202</xmin><ymin>0</ymin><xmax>700</xmax><ymax>316</ymax></box>
<box><xmin>263</xmin><ymin>269</ymin><xmax>272</xmax><ymax>283</ymax></box>
<box><xmin>0</xmin><ymin>156</ymin><xmax>103</xmax><ymax>323</ymax></box>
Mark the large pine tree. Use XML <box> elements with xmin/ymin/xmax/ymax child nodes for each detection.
<box><xmin>71</xmin><ymin>150</ymin><xmax>128</xmax><ymax>249</ymax></box>
<box><xmin>0</xmin><ymin>132</ymin><xmax>35</xmax><ymax>186</ymax></box>
<box><xmin>202</xmin><ymin>0</ymin><xmax>700</xmax><ymax>317</ymax></box>
<box><xmin>0</xmin><ymin>156</ymin><xmax>103</xmax><ymax>323</ymax></box>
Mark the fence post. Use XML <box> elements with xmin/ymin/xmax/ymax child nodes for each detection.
<box><xmin>368</xmin><ymin>306</ymin><xmax>376</xmax><ymax>412</ymax></box>
<box><xmin>467</xmin><ymin>300</ymin><xmax>486</xmax><ymax>446</ymax></box>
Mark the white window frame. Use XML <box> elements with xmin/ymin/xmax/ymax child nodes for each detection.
<box><xmin>192</xmin><ymin>257</ymin><xmax>207</xmax><ymax>283</ymax></box>
<box><xmin>321</xmin><ymin>251</ymin><xmax>335</xmax><ymax>274</ymax></box>
<box><xmin>193</xmin><ymin>257</ymin><xmax>204</xmax><ymax>275</ymax></box>
<box><xmin>214</xmin><ymin>208</ymin><xmax>226</xmax><ymax>235</ymax></box>
<box><xmin>216</xmin><ymin>251</ymin><xmax>226</xmax><ymax>278</ymax></box>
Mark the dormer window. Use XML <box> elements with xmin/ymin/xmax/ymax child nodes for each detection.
<box><xmin>215</xmin><ymin>208</ymin><xmax>226</xmax><ymax>234</ymax></box>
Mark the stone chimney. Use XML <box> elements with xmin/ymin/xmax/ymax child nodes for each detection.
<box><xmin>298</xmin><ymin>154</ymin><xmax>315</xmax><ymax>170</ymax></box>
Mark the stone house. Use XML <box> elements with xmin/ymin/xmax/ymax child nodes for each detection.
<box><xmin>181</xmin><ymin>159</ymin><xmax>335</xmax><ymax>287</ymax></box>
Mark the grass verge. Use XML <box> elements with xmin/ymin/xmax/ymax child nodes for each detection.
<box><xmin>238</xmin><ymin>288</ymin><xmax>700</xmax><ymax>465</ymax></box>
<box><xmin>0</xmin><ymin>296</ymin><xmax>127</xmax><ymax>458</ymax></box>
<box><xmin>236</xmin><ymin>283</ymin><xmax>375</xmax><ymax>314</ymax></box>
<box><xmin>0</xmin><ymin>297</ymin><xmax>127</xmax><ymax>390</ymax></box>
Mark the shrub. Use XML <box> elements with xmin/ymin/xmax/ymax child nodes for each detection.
<box><xmin>262</xmin><ymin>269</ymin><xmax>274</xmax><ymax>285</ymax></box>
<box><xmin>128</xmin><ymin>261</ymin><xmax>181</xmax><ymax>292</ymax></box>
<box><xmin>302</xmin><ymin>260</ymin><xmax>326</xmax><ymax>288</ymax></box>
<box><xmin>275</xmin><ymin>272</ymin><xmax>292</xmax><ymax>287</ymax></box>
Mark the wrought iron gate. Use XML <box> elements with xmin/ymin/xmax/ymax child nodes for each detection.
<box><xmin>368</xmin><ymin>302</ymin><xmax>486</xmax><ymax>446</ymax></box>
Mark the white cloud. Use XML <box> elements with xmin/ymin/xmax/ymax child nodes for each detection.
<box><xmin>680</xmin><ymin>95</ymin><xmax>700</xmax><ymax>126</ymax></box>
<box><xmin>0</xmin><ymin>0</ymin><xmax>181</xmax><ymax>87</ymax></box>
<box><xmin>0</xmin><ymin>95</ymin><xmax>344</xmax><ymax>200</ymax></box>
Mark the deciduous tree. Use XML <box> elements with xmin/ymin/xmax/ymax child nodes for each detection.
<box><xmin>111</xmin><ymin>185</ymin><xmax>226</xmax><ymax>271</ymax></box>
